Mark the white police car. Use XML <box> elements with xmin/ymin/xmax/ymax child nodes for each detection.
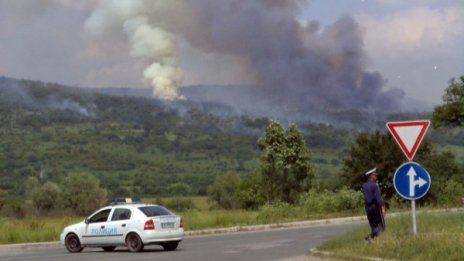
<box><xmin>60</xmin><ymin>199</ymin><xmax>184</xmax><ymax>253</ymax></box>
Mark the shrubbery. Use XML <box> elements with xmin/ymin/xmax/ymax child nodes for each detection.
<box><xmin>256</xmin><ymin>202</ymin><xmax>297</xmax><ymax>223</ymax></box>
<box><xmin>207</xmin><ymin>172</ymin><xmax>242</xmax><ymax>209</ymax></box>
<box><xmin>436</xmin><ymin>179</ymin><xmax>464</xmax><ymax>207</ymax></box>
<box><xmin>60</xmin><ymin>173</ymin><xmax>107</xmax><ymax>215</ymax></box>
<box><xmin>298</xmin><ymin>188</ymin><xmax>363</xmax><ymax>214</ymax></box>
<box><xmin>32</xmin><ymin>182</ymin><xmax>61</xmax><ymax>214</ymax></box>
<box><xmin>0</xmin><ymin>172</ymin><xmax>108</xmax><ymax>217</ymax></box>
<box><xmin>253</xmin><ymin>188</ymin><xmax>363</xmax><ymax>224</ymax></box>
<box><xmin>163</xmin><ymin>197</ymin><xmax>195</xmax><ymax>212</ymax></box>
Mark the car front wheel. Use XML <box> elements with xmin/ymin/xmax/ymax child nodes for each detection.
<box><xmin>65</xmin><ymin>234</ymin><xmax>84</xmax><ymax>253</ymax></box>
<box><xmin>126</xmin><ymin>233</ymin><xmax>144</xmax><ymax>252</ymax></box>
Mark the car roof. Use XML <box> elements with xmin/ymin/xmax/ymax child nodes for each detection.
<box><xmin>107</xmin><ymin>204</ymin><xmax>160</xmax><ymax>208</ymax></box>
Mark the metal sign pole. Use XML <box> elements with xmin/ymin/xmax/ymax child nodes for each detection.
<box><xmin>411</xmin><ymin>200</ymin><xmax>417</xmax><ymax>235</ymax></box>
<box><xmin>388</xmin><ymin>120</ymin><xmax>431</xmax><ymax>237</ymax></box>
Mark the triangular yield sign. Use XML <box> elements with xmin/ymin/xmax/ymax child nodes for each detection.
<box><xmin>386</xmin><ymin>120</ymin><xmax>430</xmax><ymax>161</ymax></box>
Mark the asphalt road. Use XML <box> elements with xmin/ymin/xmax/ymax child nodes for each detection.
<box><xmin>0</xmin><ymin>223</ymin><xmax>360</xmax><ymax>261</ymax></box>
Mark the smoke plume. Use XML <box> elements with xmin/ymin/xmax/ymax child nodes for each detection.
<box><xmin>85</xmin><ymin>0</ymin><xmax>185</xmax><ymax>100</ymax></box>
<box><xmin>85</xmin><ymin>0</ymin><xmax>404</xmax><ymax>113</ymax></box>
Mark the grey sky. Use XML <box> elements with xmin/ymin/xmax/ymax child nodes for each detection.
<box><xmin>0</xmin><ymin>0</ymin><xmax>463</xmax><ymax>108</ymax></box>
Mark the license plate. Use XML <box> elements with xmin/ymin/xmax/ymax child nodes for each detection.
<box><xmin>161</xmin><ymin>222</ymin><xmax>175</xmax><ymax>229</ymax></box>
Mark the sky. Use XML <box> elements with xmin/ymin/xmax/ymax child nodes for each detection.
<box><xmin>0</xmin><ymin>0</ymin><xmax>463</xmax><ymax>109</ymax></box>
<box><xmin>304</xmin><ymin>0</ymin><xmax>464</xmax><ymax>106</ymax></box>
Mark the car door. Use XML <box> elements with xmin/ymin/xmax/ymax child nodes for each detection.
<box><xmin>81</xmin><ymin>208</ymin><xmax>114</xmax><ymax>245</ymax></box>
<box><xmin>107</xmin><ymin>208</ymin><xmax>132</xmax><ymax>244</ymax></box>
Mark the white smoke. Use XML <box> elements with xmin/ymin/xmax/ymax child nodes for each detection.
<box><xmin>85</xmin><ymin>0</ymin><xmax>403</xmax><ymax>112</ymax></box>
<box><xmin>123</xmin><ymin>17</ymin><xmax>184</xmax><ymax>100</ymax></box>
<box><xmin>85</xmin><ymin>0</ymin><xmax>184</xmax><ymax>100</ymax></box>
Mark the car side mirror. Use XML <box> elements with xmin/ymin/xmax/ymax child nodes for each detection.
<box><xmin>85</xmin><ymin>218</ymin><xmax>90</xmax><ymax>224</ymax></box>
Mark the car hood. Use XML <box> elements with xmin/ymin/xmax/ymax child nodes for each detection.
<box><xmin>63</xmin><ymin>220</ymin><xmax>85</xmax><ymax>232</ymax></box>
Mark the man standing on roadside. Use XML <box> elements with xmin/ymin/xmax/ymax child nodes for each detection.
<box><xmin>362</xmin><ymin>168</ymin><xmax>386</xmax><ymax>241</ymax></box>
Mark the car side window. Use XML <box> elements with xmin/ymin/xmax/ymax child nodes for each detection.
<box><xmin>111</xmin><ymin>208</ymin><xmax>131</xmax><ymax>221</ymax></box>
<box><xmin>88</xmin><ymin>209</ymin><xmax>112</xmax><ymax>223</ymax></box>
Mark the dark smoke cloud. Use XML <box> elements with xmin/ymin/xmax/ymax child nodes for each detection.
<box><xmin>87</xmin><ymin>0</ymin><xmax>405</xmax><ymax>115</ymax></box>
<box><xmin>179</xmin><ymin>0</ymin><xmax>404</xmax><ymax>113</ymax></box>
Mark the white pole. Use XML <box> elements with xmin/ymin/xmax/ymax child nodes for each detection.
<box><xmin>411</xmin><ymin>200</ymin><xmax>417</xmax><ymax>235</ymax></box>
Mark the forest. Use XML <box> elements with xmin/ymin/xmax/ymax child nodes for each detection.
<box><xmin>1</xmin><ymin>76</ymin><xmax>463</xmax><ymax>215</ymax></box>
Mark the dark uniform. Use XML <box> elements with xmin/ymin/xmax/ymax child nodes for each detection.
<box><xmin>362</xmin><ymin>170</ymin><xmax>385</xmax><ymax>240</ymax></box>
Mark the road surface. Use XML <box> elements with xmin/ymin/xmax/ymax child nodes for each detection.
<box><xmin>0</xmin><ymin>223</ymin><xmax>359</xmax><ymax>261</ymax></box>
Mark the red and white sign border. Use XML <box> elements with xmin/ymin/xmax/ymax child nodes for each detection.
<box><xmin>386</xmin><ymin>120</ymin><xmax>430</xmax><ymax>161</ymax></box>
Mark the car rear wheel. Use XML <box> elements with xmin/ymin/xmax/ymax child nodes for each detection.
<box><xmin>102</xmin><ymin>246</ymin><xmax>116</xmax><ymax>252</ymax></box>
<box><xmin>126</xmin><ymin>233</ymin><xmax>144</xmax><ymax>252</ymax></box>
<box><xmin>162</xmin><ymin>241</ymin><xmax>179</xmax><ymax>251</ymax></box>
<box><xmin>65</xmin><ymin>233</ymin><xmax>84</xmax><ymax>253</ymax></box>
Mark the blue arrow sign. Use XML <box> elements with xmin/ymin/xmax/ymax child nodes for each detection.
<box><xmin>393</xmin><ymin>162</ymin><xmax>431</xmax><ymax>200</ymax></box>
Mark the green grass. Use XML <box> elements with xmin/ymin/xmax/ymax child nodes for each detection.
<box><xmin>182</xmin><ymin>209</ymin><xmax>260</xmax><ymax>230</ymax></box>
<box><xmin>318</xmin><ymin>212</ymin><xmax>464</xmax><ymax>261</ymax></box>
<box><xmin>0</xmin><ymin>217</ymin><xmax>81</xmax><ymax>244</ymax></box>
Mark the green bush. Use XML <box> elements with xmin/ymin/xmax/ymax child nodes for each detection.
<box><xmin>237</xmin><ymin>172</ymin><xmax>265</xmax><ymax>210</ymax></box>
<box><xmin>32</xmin><ymin>182</ymin><xmax>61</xmax><ymax>214</ymax></box>
<box><xmin>437</xmin><ymin>179</ymin><xmax>464</xmax><ymax>207</ymax></box>
<box><xmin>0</xmin><ymin>199</ymin><xmax>28</xmax><ymax>218</ymax></box>
<box><xmin>298</xmin><ymin>188</ymin><xmax>363</xmax><ymax>214</ymax></box>
<box><xmin>166</xmin><ymin>182</ymin><xmax>192</xmax><ymax>196</ymax></box>
<box><xmin>164</xmin><ymin>197</ymin><xmax>195</xmax><ymax>212</ymax></box>
<box><xmin>207</xmin><ymin>172</ymin><xmax>242</xmax><ymax>209</ymax></box>
<box><xmin>256</xmin><ymin>202</ymin><xmax>297</xmax><ymax>223</ymax></box>
<box><xmin>0</xmin><ymin>189</ymin><xmax>7</xmax><ymax>209</ymax></box>
<box><xmin>60</xmin><ymin>172</ymin><xmax>107</xmax><ymax>215</ymax></box>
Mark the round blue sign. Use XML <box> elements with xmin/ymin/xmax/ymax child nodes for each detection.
<box><xmin>393</xmin><ymin>162</ymin><xmax>431</xmax><ymax>200</ymax></box>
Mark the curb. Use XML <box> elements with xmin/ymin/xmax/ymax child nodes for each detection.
<box><xmin>185</xmin><ymin>215</ymin><xmax>366</xmax><ymax>236</ymax></box>
<box><xmin>309</xmin><ymin>248</ymin><xmax>397</xmax><ymax>261</ymax></box>
<box><xmin>0</xmin><ymin>215</ymin><xmax>366</xmax><ymax>252</ymax></box>
<box><xmin>0</xmin><ymin>241</ymin><xmax>62</xmax><ymax>252</ymax></box>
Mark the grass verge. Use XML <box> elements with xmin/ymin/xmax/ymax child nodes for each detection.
<box><xmin>318</xmin><ymin>211</ymin><xmax>464</xmax><ymax>261</ymax></box>
<box><xmin>0</xmin><ymin>217</ymin><xmax>81</xmax><ymax>244</ymax></box>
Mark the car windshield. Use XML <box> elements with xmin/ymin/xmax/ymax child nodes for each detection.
<box><xmin>138</xmin><ymin>206</ymin><xmax>173</xmax><ymax>217</ymax></box>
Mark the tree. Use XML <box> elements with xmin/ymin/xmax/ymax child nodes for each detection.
<box><xmin>237</xmin><ymin>172</ymin><xmax>265</xmax><ymax>209</ymax></box>
<box><xmin>341</xmin><ymin>131</ymin><xmax>432</xmax><ymax>201</ymax></box>
<box><xmin>258</xmin><ymin>120</ymin><xmax>315</xmax><ymax>204</ymax></box>
<box><xmin>60</xmin><ymin>172</ymin><xmax>108</xmax><ymax>215</ymax></box>
<box><xmin>32</xmin><ymin>181</ymin><xmax>61</xmax><ymax>214</ymax></box>
<box><xmin>207</xmin><ymin>172</ymin><xmax>241</xmax><ymax>209</ymax></box>
<box><xmin>24</xmin><ymin>176</ymin><xmax>39</xmax><ymax>199</ymax></box>
<box><xmin>167</xmin><ymin>182</ymin><xmax>192</xmax><ymax>196</ymax></box>
<box><xmin>432</xmin><ymin>76</ymin><xmax>464</xmax><ymax>128</ymax></box>
<box><xmin>0</xmin><ymin>189</ymin><xmax>7</xmax><ymax>210</ymax></box>
<box><xmin>430</xmin><ymin>75</ymin><xmax>464</xmax><ymax>205</ymax></box>
<box><xmin>421</xmin><ymin>150</ymin><xmax>462</xmax><ymax>205</ymax></box>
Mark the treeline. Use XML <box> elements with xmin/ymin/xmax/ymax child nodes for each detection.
<box><xmin>206</xmin><ymin>123</ymin><xmax>464</xmax><ymax>211</ymax></box>
<box><xmin>1</xmin><ymin>76</ymin><xmax>464</xmax><ymax>217</ymax></box>
<box><xmin>206</xmin><ymin>75</ymin><xmax>464</xmax><ymax>211</ymax></box>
